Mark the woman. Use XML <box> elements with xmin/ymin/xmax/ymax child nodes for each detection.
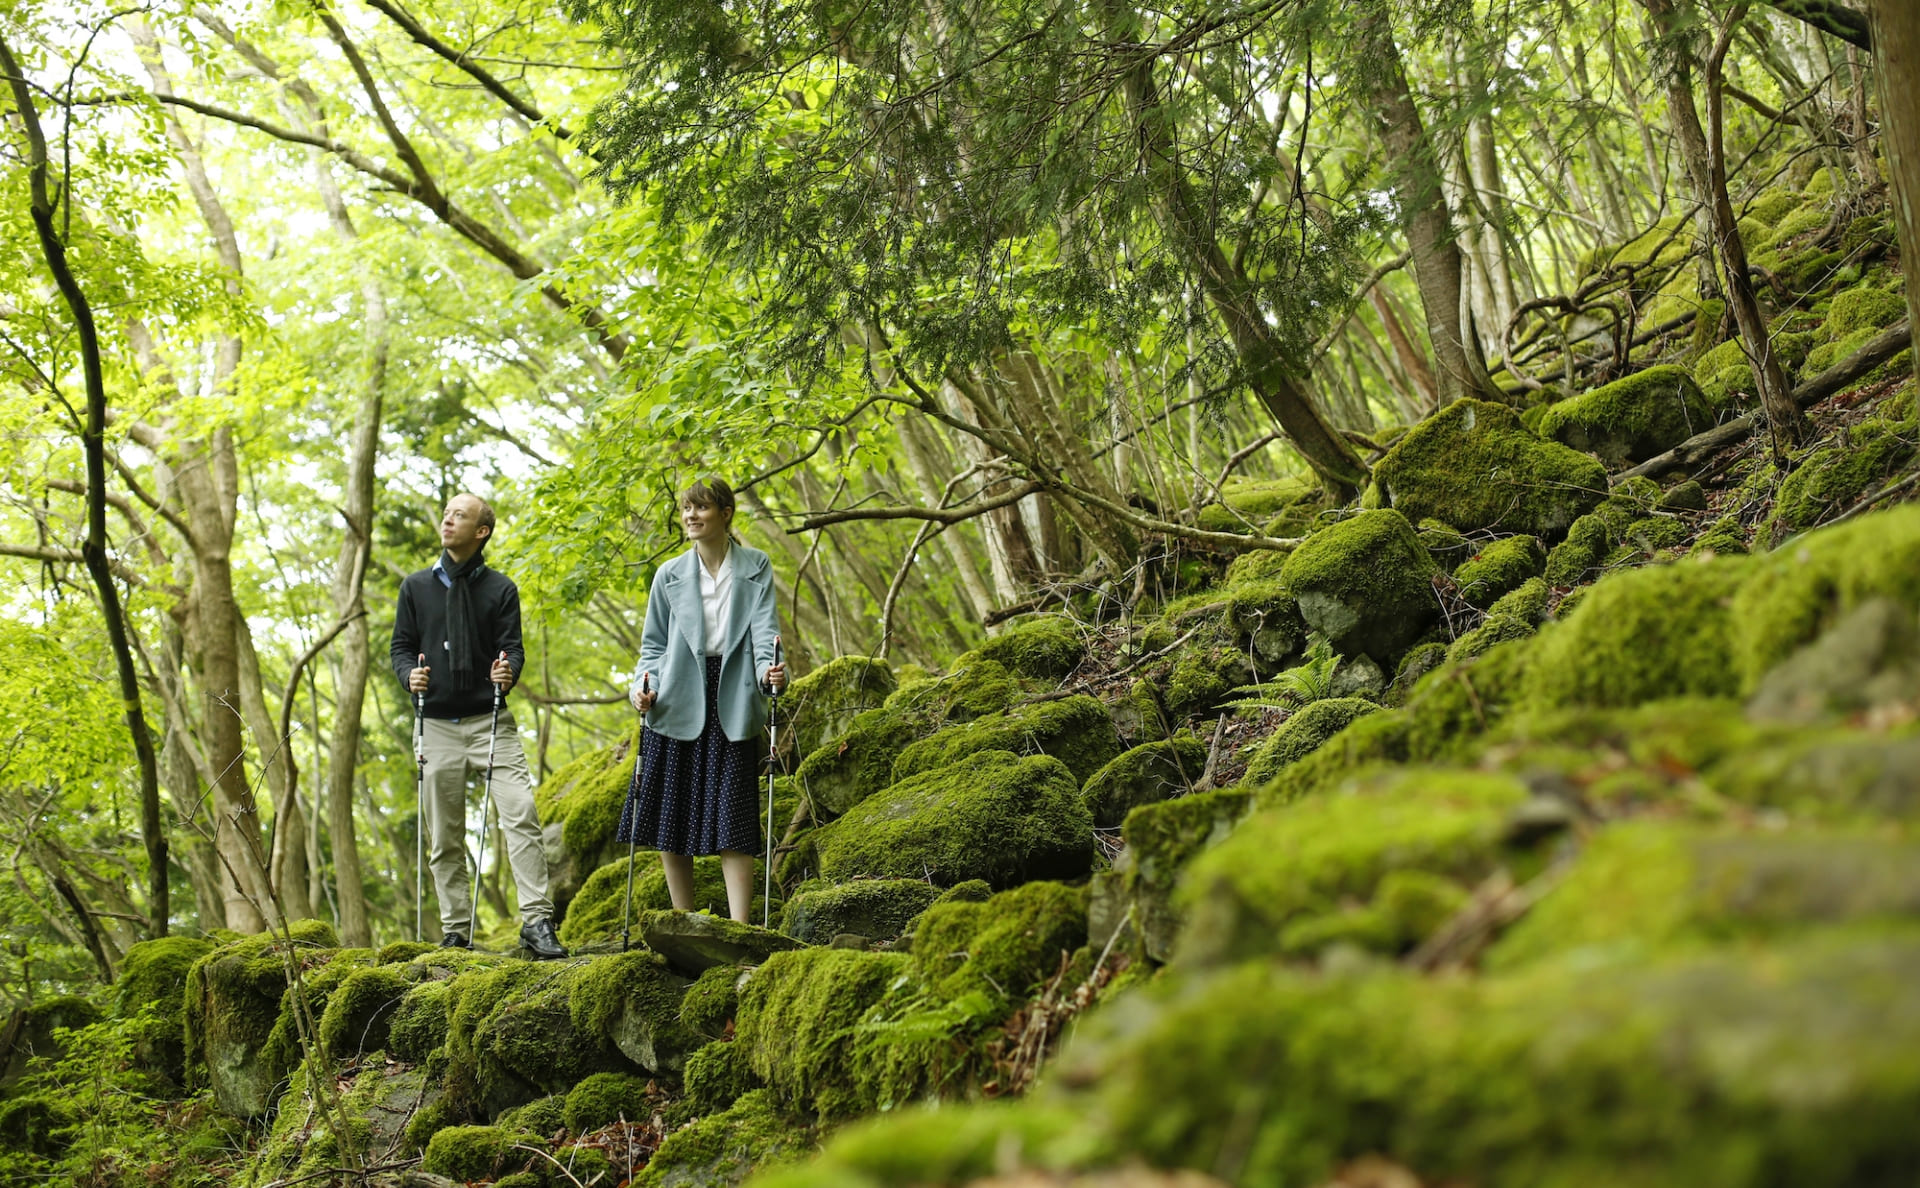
<box><xmin>620</xmin><ymin>477</ymin><xmax>787</xmax><ymax>924</ymax></box>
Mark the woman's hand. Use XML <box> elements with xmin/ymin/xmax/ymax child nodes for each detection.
<box><xmin>766</xmin><ymin>662</ymin><xmax>786</xmax><ymax>693</ymax></box>
<box><xmin>630</xmin><ymin>674</ymin><xmax>657</xmax><ymax>713</ymax></box>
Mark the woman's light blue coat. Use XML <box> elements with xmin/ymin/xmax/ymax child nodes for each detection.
<box><xmin>629</xmin><ymin>544</ymin><xmax>781</xmax><ymax>742</ymax></box>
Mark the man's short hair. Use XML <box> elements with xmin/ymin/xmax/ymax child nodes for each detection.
<box><xmin>453</xmin><ymin>493</ymin><xmax>496</xmax><ymax>536</ymax></box>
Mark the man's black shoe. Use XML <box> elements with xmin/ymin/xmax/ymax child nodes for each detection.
<box><xmin>520</xmin><ymin>917</ymin><xmax>567</xmax><ymax>960</ymax></box>
<box><xmin>439</xmin><ymin>932</ymin><xmax>471</xmax><ymax>949</ymax></box>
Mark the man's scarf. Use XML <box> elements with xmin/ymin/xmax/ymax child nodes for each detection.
<box><xmin>441</xmin><ymin>548</ymin><xmax>490</xmax><ymax>689</ymax></box>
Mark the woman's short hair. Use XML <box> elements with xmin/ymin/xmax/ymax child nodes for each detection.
<box><xmin>681</xmin><ymin>477</ymin><xmax>736</xmax><ymax>513</ymax></box>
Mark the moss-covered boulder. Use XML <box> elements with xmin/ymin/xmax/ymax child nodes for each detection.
<box><xmin>566</xmin><ymin>950</ymin><xmax>698</xmax><ymax>1076</ymax></box>
<box><xmin>240</xmin><ymin>1058</ymin><xmax>439</xmax><ymax>1186</ymax></box>
<box><xmin>184</xmin><ymin>919</ymin><xmax>343</xmax><ymax>1118</ymax></box>
<box><xmin>112</xmin><ymin>934</ymin><xmax>212</xmax><ymax>1089</ymax></box>
<box><xmin>975</xmin><ymin>615</ymin><xmax>1088</xmax><ymax>681</ymax></box>
<box><xmin>1542</xmin><ymin>510</ymin><xmax>1611</xmax><ymax>586</ymax></box>
<box><xmin>784</xmin><ymin>656</ymin><xmax>897</xmax><ymax>759</ymax></box>
<box><xmin>1451</xmin><ymin>535</ymin><xmax>1546</xmax><ymax>610</ymax></box>
<box><xmin>794</xmin><ymin>708</ymin><xmax>917</xmax><ymax>818</ymax></box>
<box><xmin>1537</xmin><ymin>365</ymin><xmax>1716</xmax><ymax>466</ymax></box>
<box><xmin>1768</xmin><ymin>413</ymin><xmax>1915</xmax><ymax>532</ymax></box>
<box><xmin>561</xmin><ymin>1070</ymin><xmax>656</xmax><ymax>1132</ymax></box>
<box><xmin>1115</xmin><ymin>787</ymin><xmax>1251</xmax><ymax>962</ymax></box>
<box><xmin>679</xmin><ymin>964</ymin><xmax>748</xmax><ymax>1040</ymax></box>
<box><xmin>811</xmin><ymin>751</ymin><xmax>1093</xmax><ymax>887</ymax></box>
<box><xmin>1745</xmin><ymin>596</ymin><xmax>1920</xmax><ymax>724</ymax></box>
<box><xmin>1730</xmin><ymin>504</ymin><xmax>1920</xmax><ymax>689</ymax></box>
<box><xmin>1524</xmin><ymin>554</ymin><xmax>1750</xmax><ymax>710</ymax></box>
<box><xmin>1366</xmin><ymin>398</ymin><xmax>1609</xmax><ymax>537</ymax></box>
<box><xmin>422</xmin><ymin>1123</ymin><xmax>541</xmax><ymax>1182</ymax></box>
<box><xmin>779</xmin><ymin>879</ymin><xmax>942</xmax><ymax>945</ymax></box>
<box><xmin>682</xmin><ymin>1037</ymin><xmax>761</xmax><ymax>1117</ymax></box>
<box><xmin>1224</xmin><ymin>580</ymin><xmax>1308</xmax><ymax>667</ymax></box>
<box><xmin>639</xmin><ymin>1089</ymin><xmax>812</xmax><ymax>1187</ymax></box>
<box><xmin>1446</xmin><ymin>576</ymin><xmax>1553</xmax><ymax>663</ymax></box>
<box><xmin>1080</xmin><ymin>734</ymin><xmax>1208</xmax><ymax>829</ymax></box>
<box><xmin>388</xmin><ymin>976</ymin><xmax>454</xmax><ymax>1063</ymax></box>
<box><xmin>891</xmin><ymin>695</ymin><xmax>1122</xmax><ymax>788</ymax></box>
<box><xmin>0</xmin><ymin>994</ymin><xmax>101</xmax><ymax>1098</ymax></box>
<box><xmin>317</xmin><ymin>961</ymin><xmax>422</xmax><ymax>1061</ymax></box>
<box><xmin>639</xmin><ymin>913</ymin><xmax>804</xmax><ymax>977</ymax></box>
<box><xmin>443</xmin><ymin>960</ymin><xmax>638</xmax><ymax>1117</ymax></box>
<box><xmin>1280</xmin><ymin>509</ymin><xmax>1438</xmax><ymax>661</ymax></box>
<box><xmin>911</xmin><ymin>882</ymin><xmax>1089</xmax><ymax>1004</ymax></box>
<box><xmin>1243</xmin><ymin>697</ymin><xmax>1381</xmax><ymax>787</ymax></box>
<box><xmin>1179</xmin><ymin>769</ymin><xmax>1527</xmax><ymax>965</ymax></box>
<box><xmin>736</xmin><ymin>948</ymin><xmax>913</xmax><ymax>1118</ymax></box>
<box><xmin>538</xmin><ymin>724</ymin><xmax>641</xmax><ymax>918</ymax></box>
<box><xmin>557</xmin><ymin>852</ymin><xmax>734</xmax><ymax>948</ymax></box>
<box><xmin>883</xmin><ymin>656</ymin><xmax>1022</xmax><ymax>730</ymax></box>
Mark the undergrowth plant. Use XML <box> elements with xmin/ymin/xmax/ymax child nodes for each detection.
<box><xmin>1225</xmin><ymin>636</ymin><xmax>1343</xmax><ymax>712</ymax></box>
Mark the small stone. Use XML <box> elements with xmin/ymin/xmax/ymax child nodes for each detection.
<box><xmin>828</xmin><ymin>933</ymin><xmax>870</xmax><ymax>950</ymax></box>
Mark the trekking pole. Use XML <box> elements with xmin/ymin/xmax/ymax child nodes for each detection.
<box><xmin>413</xmin><ymin>653</ymin><xmax>426</xmax><ymax>944</ymax></box>
<box><xmin>471</xmin><ymin>650</ymin><xmax>505</xmax><ymax>946</ymax></box>
<box><xmin>764</xmin><ymin>636</ymin><xmax>781</xmax><ymax>929</ymax></box>
<box><xmin>620</xmin><ymin>672</ymin><xmax>650</xmax><ymax>953</ymax></box>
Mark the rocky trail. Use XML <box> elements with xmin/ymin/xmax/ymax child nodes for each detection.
<box><xmin>5</xmin><ymin>189</ymin><xmax>1920</xmax><ymax>1188</ymax></box>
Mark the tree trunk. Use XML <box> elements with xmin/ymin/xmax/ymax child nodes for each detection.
<box><xmin>0</xmin><ymin>36</ymin><xmax>170</xmax><ymax>939</ymax></box>
<box><xmin>237</xmin><ymin>618</ymin><xmax>313</xmax><ymax>921</ymax></box>
<box><xmin>1352</xmin><ymin>0</ymin><xmax>1486</xmax><ymax>407</ymax></box>
<box><xmin>1869</xmin><ymin>0</ymin><xmax>1920</xmax><ymax>374</ymax></box>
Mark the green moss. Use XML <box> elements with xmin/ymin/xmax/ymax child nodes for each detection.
<box><xmin>1543</xmin><ymin>512</ymin><xmax>1610</xmax><ymax>586</ymax></box>
<box><xmin>538</xmin><ymin>722</ymin><xmax>641</xmax><ymax>870</ymax></box>
<box><xmin>1819</xmin><ymin>285</ymin><xmax>1907</xmax><ymax>343</ymax></box>
<box><xmin>795</xmin><ymin>707</ymin><xmax>917</xmax><ymax>818</ymax></box>
<box><xmin>112</xmin><ymin>935</ymin><xmax>212</xmax><ymax>1088</ymax></box>
<box><xmin>317</xmin><ymin>962</ymin><xmax>420</xmax><ymax>1061</ymax></box>
<box><xmin>1705</xmin><ymin>731</ymin><xmax>1920</xmax><ymax>818</ymax></box>
<box><xmin>183</xmin><ymin>920</ymin><xmax>343</xmax><ymax>1117</ymax></box>
<box><xmin>975</xmin><ymin>616</ymin><xmax>1087</xmax><ymax>681</ymax></box>
<box><xmin>1224</xmin><ymin>579</ymin><xmax>1308</xmax><ymax>666</ymax></box>
<box><xmin>562</xmin><ymin>1071</ymin><xmax>655</xmax><ymax>1132</ymax></box>
<box><xmin>422</xmin><ymin>1124</ymin><xmax>539</xmax><ymax>1182</ymax></box>
<box><xmin>1759</xmin><ymin>202</ymin><xmax>1830</xmax><ymax>249</ymax></box>
<box><xmin>1452</xmin><ymin>535</ymin><xmax>1546</xmax><ymax>609</ymax></box>
<box><xmin>1730</xmin><ymin>504</ymin><xmax>1920</xmax><ymax>688</ymax></box>
<box><xmin>785</xmin><ymin>656</ymin><xmax>898</xmax><ymax>758</ymax></box>
<box><xmin>389</xmin><ymin>977</ymin><xmax>453</xmax><ymax>1063</ymax></box>
<box><xmin>1163</xmin><ymin>638</ymin><xmax>1254</xmax><ymax>719</ymax></box>
<box><xmin>883</xmin><ymin>655</ymin><xmax>1022</xmax><ymax>730</ymax></box>
<box><xmin>1119</xmin><ymin>787</ymin><xmax>1251</xmax><ymax>962</ymax></box>
<box><xmin>1690</xmin><ymin>513</ymin><xmax>1749</xmax><ymax>556</ymax></box>
<box><xmin>911</xmin><ymin>882</ymin><xmax>1088</xmax><ymax>1004</ymax></box>
<box><xmin>440</xmin><ymin>960</ymin><xmax>635</xmax><ymax>1117</ymax></box>
<box><xmin>1388</xmin><ymin>642</ymin><xmax>1448</xmax><ymax>704</ymax></box>
<box><xmin>745</xmin><ymin>1099</ymin><xmax>1081</xmax><ymax>1188</ymax></box>
<box><xmin>736</xmin><ymin>948</ymin><xmax>912</xmax><ymax>1118</ymax></box>
<box><xmin>570</xmin><ymin>950</ymin><xmax>697</xmax><ymax>1075</ymax></box>
<box><xmin>1224</xmin><ymin>545</ymin><xmax>1293</xmax><ymax>585</ymax></box>
<box><xmin>779</xmin><ymin>879</ymin><xmax>942</xmax><ymax>945</ymax></box>
<box><xmin>1080</xmin><ymin>734</ymin><xmax>1208</xmax><ymax>829</ymax></box>
<box><xmin>1368</xmin><ymin>399</ymin><xmax>1609</xmax><ymax>538</ymax></box>
<box><xmin>498</xmin><ymin>1093</ymin><xmax>567</xmax><ymax>1137</ymax></box>
<box><xmin>1418</xmin><ymin>518</ymin><xmax>1473</xmax><ymax>568</ymax></box>
<box><xmin>241</xmin><ymin>1058</ymin><xmax>439</xmax><ymax>1186</ymax></box>
<box><xmin>1524</xmin><ymin>555</ymin><xmax>1750</xmax><ymax>709</ymax></box>
<box><xmin>639</xmin><ymin>1089</ymin><xmax>812</xmax><ymax>1187</ymax></box>
<box><xmin>812</xmin><ymin>751</ymin><xmax>1092</xmax><ymax>888</ymax></box>
<box><xmin>1538</xmin><ymin>365</ymin><xmax>1716</xmax><ymax>466</ymax></box>
<box><xmin>1281</xmin><ymin>509</ymin><xmax>1439</xmax><ymax>659</ymax></box>
<box><xmin>1577</xmin><ymin>215</ymin><xmax>1691</xmax><ymax>278</ymax></box>
<box><xmin>1446</xmin><ymin>577</ymin><xmax>1553</xmax><ymax>664</ymax></box>
<box><xmin>1244</xmin><ymin>698</ymin><xmax>1380</xmax><ymax>786</ymax></box>
<box><xmin>558</xmin><ymin>853</ymin><xmax>731</xmax><ymax>948</ymax></box>
<box><xmin>932</xmin><ymin>879</ymin><xmax>992</xmax><ymax>906</ymax></box>
<box><xmin>891</xmin><ymin>694</ymin><xmax>1121</xmax><ymax>788</ymax></box>
<box><xmin>1179</xmin><ymin>769</ymin><xmax>1528</xmax><ymax>965</ymax></box>
<box><xmin>1769</xmin><ymin>418</ymin><xmax>1916</xmax><ymax>532</ymax></box>
<box><xmin>1801</xmin><ymin>324</ymin><xmax>1882</xmax><ymax>377</ymax></box>
<box><xmin>676</xmin><ymin>964</ymin><xmax>744</xmax><ymax>1041</ymax></box>
<box><xmin>682</xmin><ymin>1038</ymin><xmax>761</xmax><ymax>1117</ymax></box>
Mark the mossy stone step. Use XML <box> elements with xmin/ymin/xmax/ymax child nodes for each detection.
<box><xmin>640</xmin><ymin>911</ymin><xmax>806</xmax><ymax>976</ymax></box>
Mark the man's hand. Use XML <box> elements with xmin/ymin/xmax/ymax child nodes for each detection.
<box><xmin>630</xmin><ymin>674</ymin><xmax>656</xmax><ymax>714</ymax></box>
<box><xmin>491</xmin><ymin>651</ymin><xmax>514</xmax><ymax>692</ymax></box>
<box><xmin>409</xmin><ymin>653</ymin><xmax>430</xmax><ymax>694</ymax></box>
<box><xmin>766</xmin><ymin>662</ymin><xmax>787</xmax><ymax>693</ymax></box>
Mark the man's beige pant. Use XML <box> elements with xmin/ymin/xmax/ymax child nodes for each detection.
<box><xmin>421</xmin><ymin>707</ymin><xmax>552</xmax><ymax>934</ymax></box>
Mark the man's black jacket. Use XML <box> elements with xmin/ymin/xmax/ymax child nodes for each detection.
<box><xmin>389</xmin><ymin>563</ymin><xmax>525</xmax><ymax>719</ymax></box>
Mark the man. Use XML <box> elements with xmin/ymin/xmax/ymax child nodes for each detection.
<box><xmin>390</xmin><ymin>493</ymin><xmax>565</xmax><ymax>959</ymax></box>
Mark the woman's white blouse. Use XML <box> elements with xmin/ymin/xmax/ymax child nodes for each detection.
<box><xmin>698</xmin><ymin>546</ymin><xmax>733</xmax><ymax>655</ymax></box>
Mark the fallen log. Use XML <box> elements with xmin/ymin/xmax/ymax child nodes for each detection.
<box><xmin>1613</xmin><ymin>321</ymin><xmax>1913</xmax><ymax>483</ymax></box>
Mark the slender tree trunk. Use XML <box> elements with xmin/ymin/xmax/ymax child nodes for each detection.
<box><xmin>1352</xmin><ymin>0</ymin><xmax>1486</xmax><ymax>407</ymax></box>
<box><xmin>1371</xmin><ymin>288</ymin><xmax>1440</xmax><ymax>412</ymax></box>
<box><xmin>1</xmin><ymin>36</ymin><xmax>170</xmax><ymax>938</ymax></box>
<box><xmin>237</xmin><ymin>619</ymin><xmax>313</xmax><ymax>921</ymax></box>
<box><xmin>1868</xmin><ymin>1</ymin><xmax>1920</xmax><ymax>372</ymax></box>
<box><xmin>1645</xmin><ymin>0</ymin><xmax>1806</xmax><ymax>458</ymax></box>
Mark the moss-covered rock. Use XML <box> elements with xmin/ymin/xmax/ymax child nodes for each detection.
<box><xmin>1769</xmin><ymin>416</ymin><xmax>1916</xmax><ymax>532</ymax></box>
<box><xmin>562</xmin><ymin>1071</ymin><xmax>655</xmax><ymax>1132</ymax></box>
<box><xmin>1117</xmin><ymin>787</ymin><xmax>1251</xmax><ymax>962</ymax></box>
<box><xmin>1224</xmin><ymin>580</ymin><xmax>1308</xmax><ymax>667</ymax></box>
<box><xmin>680</xmin><ymin>963</ymin><xmax>748</xmax><ymax>1040</ymax></box>
<box><xmin>240</xmin><ymin>1058</ymin><xmax>439</xmax><ymax>1186</ymax></box>
<box><xmin>1387</xmin><ymin>642</ymin><xmax>1449</xmax><ymax>704</ymax></box>
<box><xmin>1730</xmin><ymin>504</ymin><xmax>1920</xmax><ymax>689</ymax></box>
<box><xmin>736</xmin><ymin>948</ymin><xmax>912</xmax><ymax>1118</ymax></box>
<box><xmin>1819</xmin><ymin>285</ymin><xmax>1907</xmax><ymax>344</ymax></box>
<box><xmin>1162</xmin><ymin>634</ymin><xmax>1256</xmax><ymax>720</ymax></box>
<box><xmin>388</xmin><ymin>976</ymin><xmax>454</xmax><ymax>1063</ymax></box>
<box><xmin>640</xmin><ymin>912</ymin><xmax>804</xmax><ymax>977</ymax></box>
<box><xmin>1744</xmin><ymin>596</ymin><xmax>1920</xmax><ymax>724</ymax></box>
<box><xmin>975</xmin><ymin>616</ymin><xmax>1088</xmax><ymax>681</ymax></box>
<box><xmin>443</xmin><ymin>960</ymin><xmax>637</xmax><ymax>1117</ymax></box>
<box><xmin>1243</xmin><ymin>698</ymin><xmax>1380</xmax><ymax>787</ymax></box>
<box><xmin>639</xmin><ymin>1089</ymin><xmax>812</xmax><ymax>1187</ymax></box>
<box><xmin>1537</xmin><ymin>365</ymin><xmax>1716</xmax><ymax>466</ymax></box>
<box><xmin>812</xmin><ymin>751</ymin><xmax>1092</xmax><ymax>888</ymax></box>
<box><xmin>570</xmin><ymin>950</ymin><xmax>698</xmax><ymax>1073</ymax></box>
<box><xmin>112</xmin><ymin>934</ymin><xmax>212</xmax><ymax>1089</ymax></box>
<box><xmin>911</xmin><ymin>882</ymin><xmax>1089</xmax><ymax>1004</ymax></box>
<box><xmin>317</xmin><ymin>962</ymin><xmax>421</xmax><ymax>1061</ymax></box>
<box><xmin>779</xmin><ymin>879</ymin><xmax>942</xmax><ymax>945</ymax></box>
<box><xmin>1446</xmin><ymin>576</ymin><xmax>1553</xmax><ymax>663</ymax></box>
<box><xmin>184</xmin><ymin>919</ymin><xmax>342</xmax><ymax>1118</ymax></box>
<box><xmin>1080</xmin><ymin>734</ymin><xmax>1208</xmax><ymax>829</ymax></box>
<box><xmin>537</xmin><ymin>723</ymin><xmax>641</xmax><ymax>917</ymax></box>
<box><xmin>883</xmin><ymin>656</ymin><xmax>1022</xmax><ymax>730</ymax></box>
<box><xmin>1179</xmin><ymin>769</ymin><xmax>1528</xmax><ymax>965</ymax></box>
<box><xmin>422</xmin><ymin>1123</ymin><xmax>540</xmax><ymax>1182</ymax></box>
<box><xmin>1280</xmin><ymin>510</ymin><xmax>1439</xmax><ymax>660</ymax></box>
<box><xmin>739</xmin><ymin>1099</ymin><xmax>1081</xmax><ymax>1188</ymax></box>
<box><xmin>1366</xmin><ymin>398</ymin><xmax>1609</xmax><ymax>537</ymax></box>
<box><xmin>891</xmin><ymin>695</ymin><xmax>1122</xmax><ymax>788</ymax></box>
<box><xmin>1542</xmin><ymin>510</ymin><xmax>1610</xmax><ymax>586</ymax></box>
<box><xmin>497</xmin><ymin>1093</ymin><xmax>567</xmax><ymax>1137</ymax></box>
<box><xmin>784</xmin><ymin>656</ymin><xmax>898</xmax><ymax>759</ymax></box>
<box><xmin>1523</xmin><ymin>554</ymin><xmax>1750</xmax><ymax>709</ymax></box>
<box><xmin>682</xmin><ymin>1037</ymin><xmax>761</xmax><ymax>1117</ymax></box>
<box><xmin>1451</xmin><ymin>535</ymin><xmax>1546</xmax><ymax>610</ymax></box>
<box><xmin>794</xmin><ymin>707</ymin><xmax>917</xmax><ymax>818</ymax></box>
<box><xmin>557</xmin><ymin>852</ymin><xmax>734</xmax><ymax>948</ymax></box>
